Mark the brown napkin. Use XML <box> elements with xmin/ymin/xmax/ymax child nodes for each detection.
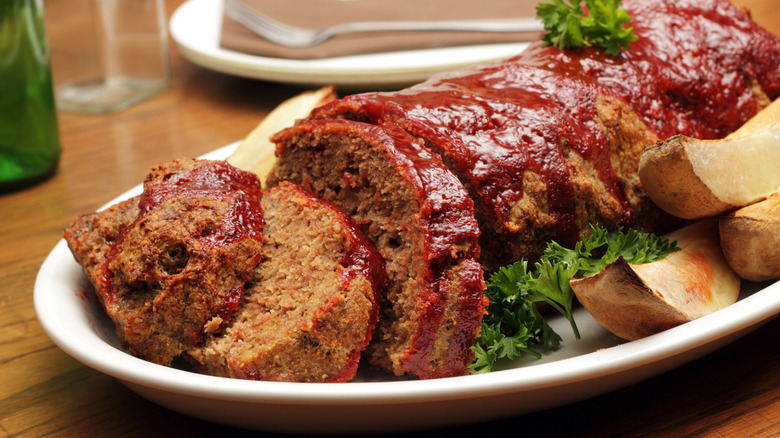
<box><xmin>220</xmin><ymin>0</ymin><xmax>541</xmax><ymax>60</ymax></box>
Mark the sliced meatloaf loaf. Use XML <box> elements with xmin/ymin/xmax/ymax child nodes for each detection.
<box><xmin>307</xmin><ymin>0</ymin><xmax>780</xmax><ymax>270</ymax></box>
<box><xmin>65</xmin><ymin>160</ymin><xmax>385</xmax><ymax>382</ymax></box>
<box><xmin>268</xmin><ymin>119</ymin><xmax>486</xmax><ymax>379</ymax></box>
<box><xmin>65</xmin><ymin>159</ymin><xmax>266</xmax><ymax>365</ymax></box>
<box><xmin>187</xmin><ymin>181</ymin><xmax>385</xmax><ymax>382</ymax></box>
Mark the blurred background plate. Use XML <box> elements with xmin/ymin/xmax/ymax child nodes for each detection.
<box><xmin>169</xmin><ymin>0</ymin><xmax>531</xmax><ymax>89</ymax></box>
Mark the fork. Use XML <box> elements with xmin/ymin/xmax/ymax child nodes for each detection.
<box><xmin>224</xmin><ymin>0</ymin><xmax>543</xmax><ymax>48</ymax></box>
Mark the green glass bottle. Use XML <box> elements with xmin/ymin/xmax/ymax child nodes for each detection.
<box><xmin>0</xmin><ymin>0</ymin><xmax>60</xmax><ymax>192</ymax></box>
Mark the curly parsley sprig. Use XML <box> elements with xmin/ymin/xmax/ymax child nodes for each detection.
<box><xmin>470</xmin><ymin>225</ymin><xmax>678</xmax><ymax>374</ymax></box>
<box><xmin>536</xmin><ymin>0</ymin><xmax>639</xmax><ymax>56</ymax></box>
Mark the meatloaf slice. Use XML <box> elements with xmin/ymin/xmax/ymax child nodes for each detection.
<box><xmin>188</xmin><ymin>181</ymin><xmax>385</xmax><ymax>382</ymax></box>
<box><xmin>268</xmin><ymin>119</ymin><xmax>486</xmax><ymax>379</ymax></box>
<box><xmin>65</xmin><ymin>159</ymin><xmax>265</xmax><ymax>365</ymax></box>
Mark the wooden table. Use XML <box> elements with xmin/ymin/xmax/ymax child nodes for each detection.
<box><xmin>2</xmin><ymin>1</ymin><xmax>779</xmax><ymax>436</ymax></box>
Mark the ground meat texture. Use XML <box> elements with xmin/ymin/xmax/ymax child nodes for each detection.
<box><xmin>268</xmin><ymin>119</ymin><xmax>486</xmax><ymax>379</ymax></box>
<box><xmin>188</xmin><ymin>181</ymin><xmax>385</xmax><ymax>382</ymax></box>
<box><xmin>64</xmin><ymin>196</ymin><xmax>141</xmax><ymax>292</ymax></box>
<box><xmin>65</xmin><ymin>159</ymin><xmax>265</xmax><ymax>365</ymax></box>
<box><xmin>308</xmin><ymin>0</ymin><xmax>780</xmax><ymax>270</ymax></box>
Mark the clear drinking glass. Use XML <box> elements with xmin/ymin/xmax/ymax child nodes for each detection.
<box><xmin>0</xmin><ymin>0</ymin><xmax>61</xmax><ymax>192</ymax></box>
<box><xmin>52</xmin><ymin>0</ymin><xmax>171</xmax><ymax>114</ymax></box>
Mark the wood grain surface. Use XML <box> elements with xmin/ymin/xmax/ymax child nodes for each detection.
<box><xmin>1</xmin><ymin>1</ymin><xmax>778</xmax><ymax>436</ymax></box>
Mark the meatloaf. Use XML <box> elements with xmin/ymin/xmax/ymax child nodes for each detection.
<box><xmin>305</xmin><ymin>0</ymin><xmax>780</xmax><ymax>270</ymax></box>
<box><xmin>268</xmin><ymin>119</ymin><xmax>486</xmax><ymax>379</ymax></box>
<box><xmin>65</xmin><ymin>159</ymin><xmax>265</xmax><ymax>365</ymax></box>
<box><xmin>64</xmin><ymin>160</ymin><xmax>385</xmax><ymax>382</ymax></box>
<box><xmin>188</xmin><ymin>181</ymin><xmax>385</xmax><ymax>382</ymax></box>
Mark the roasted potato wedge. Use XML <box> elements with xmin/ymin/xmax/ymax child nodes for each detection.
<box><xmin>719</xmin><ymin>193</ymin><xmax>780</xmax><ymax>282</ymax></box>
<box><xmin>570</xmin><ymin>220</ymin><xmax>740</xmax><ymax>340</ymax></box>
<box><xmin>638</xmin><ymin>99</ymin><xmax>780</xmax><ymax>220</ymax></box>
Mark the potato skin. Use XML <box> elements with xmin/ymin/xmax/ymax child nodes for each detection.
<box><xmin>638</xmin><ymin>136</ymin><xmax>734</xmax><ymax>220</ymax></box>
<box><xmin>719</xmin><ymin>193</ymin><xmax>780</xmax><ymax>282</ymax></box>
<box><xmin>570</xmin><ymin>257</ymin><xmax>691</xmax><ymax>341</ymax></box>
<box><xmin>571</xmin><ymin>220</ymin><xmax>740</xmax><ymax>341</ymax></box>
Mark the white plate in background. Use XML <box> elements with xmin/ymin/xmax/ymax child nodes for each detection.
<box><xmin>169</xmin><ymin>0</ymin><xmax>531</xmax><ymax>88</ymax></box>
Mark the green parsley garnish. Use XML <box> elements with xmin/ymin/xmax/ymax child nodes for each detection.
<box><xmin>536</xmin><ymin>0</ymin><xmax>639</xmax><ymax>56</ymax></box>
<box><xmin>470</xmin><ymin>224</ymin><xmax>678</xmax><ymax>374</ymax></box>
